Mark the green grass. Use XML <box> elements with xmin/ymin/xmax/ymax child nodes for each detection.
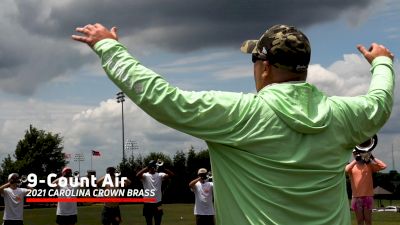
<box><xmin>350</xmin><ymin>199</ymin><xmax>400</xmax><ymax>225</ymax></box>
<box><xmin>1</xmin><ymin>203</ymin><xmax>399</xmax><ymax>225</ymax></box>
<box><xmin>3</xmin><ymin>204</ymin><xmax>195</xmax><ymax>225</ymax></box>
<box><xmin>354</xmin><ymin>212</ymin><xmax>400</xmax><ymax>225</ymax></box>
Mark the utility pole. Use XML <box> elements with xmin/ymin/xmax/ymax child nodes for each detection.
<box><xmin>116</xmin><ymin>91</ymin><xmax>126</xmax><ymax>162</ymax></box>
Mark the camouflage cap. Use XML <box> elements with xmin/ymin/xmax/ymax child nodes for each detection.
<box><xmin>240</xmin><ymin>24</ymin><xmax>311</xmax><ymax>73</ymax></box>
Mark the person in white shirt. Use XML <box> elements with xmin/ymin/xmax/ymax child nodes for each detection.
<box><xmin>136</xmin><ymin>160</ymin><xmax>174</xmax><ymax>225</ymax></box>
<box><xmin>52</xmin><ymin>167</ymin><xmax>78</xmax><ymax>225</ymax></box>
<box><xmin>189</xmin><ymin>168</ymin><xmax>215</xmax><ymax>225</ymax></box>
<box><xmin>0</xmin><ymin>173</ymin><xmax>31</xmax><ymax>225</ymax></box>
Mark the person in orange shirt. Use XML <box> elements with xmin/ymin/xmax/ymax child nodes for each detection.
<box><xmin>345</xmin><ymin>147</ymin><xmax>386</xmax><ymax>225</ymax></box>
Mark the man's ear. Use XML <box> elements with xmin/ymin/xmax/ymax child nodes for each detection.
<box><xmin>263</xmin><ymin>60</ymin><xmax>270</xmax><ymax>71</ymax></box>
<box><xmin>262</xmin><ymin>61</ymin><xmax>271</xmax><ymax>79</ymax></box>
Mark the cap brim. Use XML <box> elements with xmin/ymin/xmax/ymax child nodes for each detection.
<box><xmin>8</xmin><ymin>173</ymin><xmax>18</xmax><ymax>181</ymax></box>
<box><xmin>197</xmin><ymin>168</ymin><xmax>207</xmax><ymax>174</ymax></box>
<box><xmin>240</xmin><ymin>40</ymin><xmax>258</xmax><ymax>54</ymax></box>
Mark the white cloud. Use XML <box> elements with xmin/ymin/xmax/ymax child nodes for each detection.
<box><xmin>65</xmin><ymin>98</ymin><xmax>206</xmax><ymax>172</ymax></box>
<box><xmin>308</xmin><ymin>54</ymin><xmax>371</xmax><ymax>96</ymax></box>
<box><xmin>212</xmin><ymin>65</ymin><xmax>252</xmax><ymax>80</ymax></box>
<box><xmin>0</xmin><ymin>99</ymin><xmax>87</xmax><ymax>158</ymax></box>
<box><xmin>0</xmin><ymin>97</ymin><xmax>205</xmax><ymax>173</ymax></box>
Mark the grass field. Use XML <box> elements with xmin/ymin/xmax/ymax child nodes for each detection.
<box><xmin>0</xmin><ymin>203</ymin><xmax>399</xmax><ymax>225</ymax></box>
<box><xmin>3</xmin><ymin>204</ymin><xmax>195</xmax><ymax>225</ymax></box>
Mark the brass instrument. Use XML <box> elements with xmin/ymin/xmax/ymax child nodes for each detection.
<box><xmin>17</xmin><ymin>175</ymin><xmax>27</xmax><ymax>186</ymax></box>
<box><xmin>207</xmin><ymin>171</ymin><xmax>213</xmax><ymax>181</ymax></box>
<box><xmin>114</xmin><ymin>169</ymin><xmax>121</xmax><ymax>176</ymax></box>
<box><xmin>20</xmin><ymin>175</ymin><xmax>28</xmax><ymax>183</ymax></box>
<box><xmin>156</xmin><ymin>159</ymin><xmax>164</xmax><ymax>167</ymax></box>
<box><xmin>354</xmin><ymin>134</ymin><xmax>378</xmax><ymax>162</ymax></box>
<box><xmin>156</xmin><ymin>159</ymin><xmax>164</xmax><ymax>171</ymax></box>
<box><xmin>355</xmin><ymin>134</ymin><xmax>378</xmax><ymax>152</ymax></box>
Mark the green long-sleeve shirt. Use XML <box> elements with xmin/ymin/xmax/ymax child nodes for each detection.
<box><xmin>94</xmin><ymin>39</ymin><xmax>394</xmax><ymax>225</ymax></box>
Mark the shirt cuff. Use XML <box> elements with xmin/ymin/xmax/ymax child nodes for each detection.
<box><xmin>93</xmin><ymin>38</ymin><xmax>121</xmax><ymax>54</ymax></box>
<box><xmin>371</xmin><ymin>56</ymin><xmax>393</xmax><ymax>72</ymax></box>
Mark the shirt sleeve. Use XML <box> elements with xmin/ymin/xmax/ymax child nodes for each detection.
<box><xmin>330</xmin><ymin>56</ymin><xmax>395</xmax><ymax>145</ymax></box>
<box><xmin>192</xmin><ymin>182</ymin><xmax>200</xmax><ymax>193</ymax></box>
<box><xmin>141</xmin><ymin>173</ymin><xmax>149</xmax><ymax>181</ymax></box>
<box><xmin>1</xmin><ymin>188</ymin><xmax>7</xmax><ymax>197</ymax></box>
<box><xmin>22</xmin><ymin>188</ymin><xmax>30</xmax><ymax>196</ymax></box>
<box><xmin>93</xmin><ymin>39</ymin><xmax>257</xmax><ymax>144</ymax></box>
<box><xmin>158</xmin><ymin>172</ymin><xmax>167</xmax><ymax>179</ymax></box>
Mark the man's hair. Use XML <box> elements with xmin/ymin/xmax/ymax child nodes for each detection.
<box><xmin>106</xmin><ymin>167</ymin><xmax>116</xmax><ymax>174</ymax></box>
<box><xmin>148</xmin><ymin>160</ymin><xmax>157</xmax><ymax>168</ymax></box>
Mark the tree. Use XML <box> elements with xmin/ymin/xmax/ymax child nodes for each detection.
<box><xmin>186</xmin><ymin>146</ymin><xmax>198</xmax><ymax>178</ymax></box>
<box><xmin>196</xmin><ymin>149</ymin><xmax>211</xmax><ymax>171</ymax></box>
<box><xmin>117</xmin><ymin>154</ymin><xmax>144</xmax><ymax>192</ymax></box>
<box><xmin>1</xmin><ymin>125</ymin><xmax>67</xmax><ymax>181</ymax></box>
<box><xmin>173</xmin><ymin>151</ymin><xmax>187</xmax><ymax>174</ymax></box>
<box><xmin>0</xmin><ymin>155</ymin><xmax>18</xmax><ymax>183</ymax></box>
<box><xmin>169</xmin><ymin>150</ymin><xmax>192</xmax><ymax>203</ymax></box>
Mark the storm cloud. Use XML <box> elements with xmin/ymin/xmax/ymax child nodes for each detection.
<box><xmin>0</xmin><ymin>0</ymin><xmax>376</xmax><ymax>95</ymax></box>
<box><xmin>15</xmin><ymin>0</ymin><xmax>376</xmax><ymax>50</ymax></box>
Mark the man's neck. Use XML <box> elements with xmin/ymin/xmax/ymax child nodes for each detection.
<box><xmin>268</xmin><ymin>67</ymin><xmax>307</xmax><ymax>84</ymax></box>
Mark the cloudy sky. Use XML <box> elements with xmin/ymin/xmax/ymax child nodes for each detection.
<box><xmin>0</xmin><ymin>0</ymin><xmax>399</xmax><ymax>174</ymax></box>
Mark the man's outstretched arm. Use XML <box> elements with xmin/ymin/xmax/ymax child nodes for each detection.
<box><xmin>72</xmin><ymin>23</ymin><xmax>254</xmax><ymax>144</ymax></box>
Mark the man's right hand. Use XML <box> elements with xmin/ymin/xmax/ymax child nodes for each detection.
<box><xmin>357</xmin><ymin>43</ymin><xmax>394</xmax><ymax>64</ymax></box>
<box><xmin>72</xmin><ymin>23</ymin><xmax>118</xmax><ymax>47</ymax></box>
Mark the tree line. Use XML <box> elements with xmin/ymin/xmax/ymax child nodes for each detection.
<box><xmin>118</xmin><ymin>148</ymin><xmax>211</xmax><ymax>203</ymax></box>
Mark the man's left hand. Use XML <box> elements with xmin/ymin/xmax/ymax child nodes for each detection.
<box><xmin>72</xmin><ymin>23</ymin><xmax>118</xmax><ymax>47</ymax></box>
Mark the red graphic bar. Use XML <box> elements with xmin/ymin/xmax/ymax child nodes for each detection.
<box><xmin>26</xmin><ymin>198</ymin><xmax>156</xmax><ymax>203</ymax></box>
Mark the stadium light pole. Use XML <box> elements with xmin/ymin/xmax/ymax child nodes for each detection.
<box><xmin>116</xmin><ymin>91</ymin><xmax>126</xmax><ymax>163</ymax></box>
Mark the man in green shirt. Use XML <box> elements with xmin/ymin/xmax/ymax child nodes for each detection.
<box><xmin>72</xmin><ymin>24</ymin><xmax>394</xmax><ymax>225</ymax></box>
